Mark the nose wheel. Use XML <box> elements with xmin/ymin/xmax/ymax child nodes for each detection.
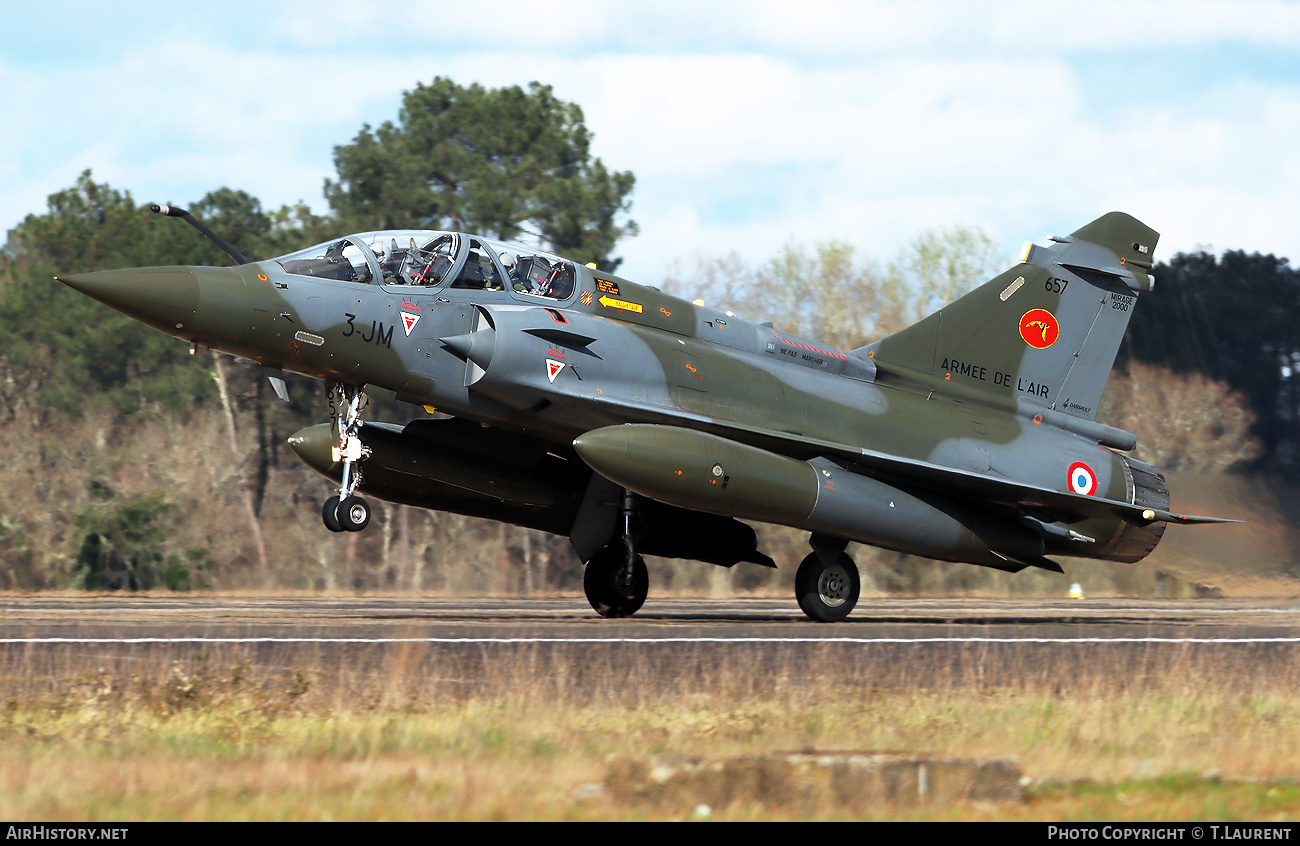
<box><xmin>323</xmin><ymin>494</ymin><xmax>371</xmax><ymax>533</ymax></box>
<box><xmin>320</xmin><ymin>384</ymin><xmax>372</xmax><ymax>533</ymax></box>
<box><xmin>322</xmin><ymin>496</ymin><xmax>344</xmax><ymax>532</ymax></box>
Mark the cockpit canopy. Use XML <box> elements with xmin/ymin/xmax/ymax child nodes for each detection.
<box><xmin>274</xmin><ymin>231</ymin><xmax>577</xmax><ymax>301</ymax></box>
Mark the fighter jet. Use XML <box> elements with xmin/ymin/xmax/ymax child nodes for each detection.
<box><xmin>58</xmin><ymin>208</ymin><xmax>1232</xmax><ymax>621</ymax></box>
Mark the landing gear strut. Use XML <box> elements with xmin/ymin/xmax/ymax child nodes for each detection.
<box><xmin>321</xmin><ymin>384</ymin><xmax>371</xmax><ymax>533</ymax></box>
<box><xmin>795</xmin><ymin>534</ymin><xmax>860</xmax><ymax>622</ymax></box>
<box><xmin>583</xmin><ymin>488</ymin><xmax>649</xmax><ymax>618</ymax></box>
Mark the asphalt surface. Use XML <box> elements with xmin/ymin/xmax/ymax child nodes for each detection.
<box><xmin>0</xmin><ymin>595</ymin><xmax>1296</xmax><ymax>639</ymax></box>
<box><xmin>1</xmin><ymin>596</ymin><xmax>1296</xmax><ymax>692</ymax></box>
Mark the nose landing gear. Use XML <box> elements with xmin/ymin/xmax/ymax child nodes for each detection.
<box><xmin>321</xmin><ymin>384</ymin><xmax>372</xmax><ymax>533</ymax></box>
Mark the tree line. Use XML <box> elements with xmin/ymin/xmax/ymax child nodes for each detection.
<box><xmin>0</xmin><ymin>75</ymin><xmax>1293</xmax><ymax>594</ymax></box>
<box><xmin>0</xmin><ymin>77</ymin><xmax>636</xmax><ymax>593</ymax></box>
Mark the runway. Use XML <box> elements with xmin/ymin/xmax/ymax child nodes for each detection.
<box><xmin>2</xmin><ymin>595</ymin><xmax>1298</xmax><ymax>640</ymax></box>
<box><xmin>3</xmin><ymin>596</ymin><xmax>1296</xmax><ymax>697</ymax></box>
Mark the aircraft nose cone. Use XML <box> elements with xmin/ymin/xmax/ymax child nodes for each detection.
<box><xmin>58</xmin><ymin>267</ymin><xmax>199</xmax><ymax>332</ymax></box>
<box><xmin>439</xmin><ymin>327</ymin><xmax>496</xmax><ymax>369</ymax></box>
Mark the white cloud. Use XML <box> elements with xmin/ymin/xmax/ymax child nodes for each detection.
<box><xmin>6</xmin><ymin>1</ymin><xmax>1300</xmax><ymax>290</ymax></box>
<box><xmin>262</xmin><ymin>0</ymin><xmax>1300</xmax><ymax>57</ymax></box>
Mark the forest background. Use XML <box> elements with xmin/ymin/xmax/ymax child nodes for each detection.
<box><xmin>1</xmin><ymin>78</ymin><xmax>1296</xmax><ymax>599</ymax></box>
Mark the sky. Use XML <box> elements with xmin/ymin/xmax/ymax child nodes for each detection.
<box><xmin>4</xmin><ymin>0</ymin><xmax>1300</xmax><ymax>284</ymax></box>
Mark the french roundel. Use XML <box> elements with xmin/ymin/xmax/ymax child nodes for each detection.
<box><xmin>1067</xmin><ymin>462</ymin><xmax>1097</xmax><ymax>496</ymax></box>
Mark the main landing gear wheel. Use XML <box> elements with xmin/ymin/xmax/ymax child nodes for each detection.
<box><xmin>795</xmin><ymin>551</ymin><xmax>860</xmax><ymax>623</ymax></box>
<box><xmin>584</xmin><ymin>546</ymin><xmax>649</xmax><ymax>618</ymax></box>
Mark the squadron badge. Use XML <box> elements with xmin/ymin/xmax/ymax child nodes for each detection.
<box><xmin>1019</xmin><ymin>308</ymin><xmax>1059</xmax><ymax>349</ymax></box>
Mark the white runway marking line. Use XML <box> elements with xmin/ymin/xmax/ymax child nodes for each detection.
<box><xmin>3</xmin><ymin>637</ymin><xmax>1300</xmax><ymax>645</ymax></box>
<box><xmin>4</xmin><ymin>604</ymin><xmax>1297</xmax><ymax>616</ymax></box>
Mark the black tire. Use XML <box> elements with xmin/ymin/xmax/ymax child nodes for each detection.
<box><xmin>337</xmin><ymin>495</ymin><xmax>371</xmax><ymax>532</ymax></box>
<box><xmin>795</xmin><ymin>551</ymin><xmax>860</xmax><ymax>622</ymax></box>
<box><xmin>322</xmin><ymin>496</ymin><xmax>344</xmax><ymax>533</ymax></box>
<box><xmin>583</xmin><ymin>546</ymin><xmax>649</xmax><ymax>618</ymax></box>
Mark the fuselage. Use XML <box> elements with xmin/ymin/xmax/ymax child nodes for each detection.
<box><xmin>58</xmin><ymin>227</ymin><xmax>1165</xmax><ymax>568</ymax></box>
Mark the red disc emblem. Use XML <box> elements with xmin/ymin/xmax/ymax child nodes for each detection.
<box><xmin>1068</xmin><ymin>462</ymin><xmax>1097</xmax><ymax>496</ymax></box>
<box><xmin>1019</xmin><ymin>309</ymin><xmax>1059</xmax><ymax>349</ymax></box>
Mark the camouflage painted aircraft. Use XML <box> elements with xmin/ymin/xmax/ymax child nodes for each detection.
<box><xmin>58</xmin><ymin>208</ymin><xmax>1232</xmax><ymax>621</ymax></box>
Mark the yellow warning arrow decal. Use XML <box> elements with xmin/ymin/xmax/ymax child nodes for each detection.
<box><xmin>598</xmin><ymin>294</ymin><xmax>643</xmax><ymax>313</ymax></box>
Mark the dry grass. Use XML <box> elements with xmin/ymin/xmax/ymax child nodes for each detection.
<box><xmin>0</xmin><ymin>640</ymin><xmax>1297</xmax><ymax>820</ymax></box>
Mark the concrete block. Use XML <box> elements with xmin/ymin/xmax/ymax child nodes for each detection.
<box><xmin>605</xmin><ymin>751</ymin><xmax>1023</xmax><ymax>810</ymax></box>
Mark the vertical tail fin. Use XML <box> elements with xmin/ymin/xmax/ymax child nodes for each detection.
<box><xmin>862</xmin><ymin>212</ymin><xmax>1158</xmax><ymax>420</ymax></box>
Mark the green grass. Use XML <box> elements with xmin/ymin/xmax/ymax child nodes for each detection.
<box><xmin>0</xmin><ymin>646</ymin><xmax>1297</xmax><ymax>820</ymax></box>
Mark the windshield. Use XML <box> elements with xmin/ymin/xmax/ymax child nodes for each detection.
<box><xmin>275</xmin><ymin>237</ymin><xmax>374</xmax><ymax>283</ymax></box>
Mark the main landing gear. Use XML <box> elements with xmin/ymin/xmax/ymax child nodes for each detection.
<box><xmin>321</xmin><ymin>384</ymin><xmax>372</xmax><ymax>533</ymax></box>
<box><xmin>583</xmin><ymin>488</ymin><xmax>649</xmax><ymax>618</ymax></box>
<box><xmin>795</xmin><ymin>534</ymin><xmax>861</xmax><ymax>622</ymax></box>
